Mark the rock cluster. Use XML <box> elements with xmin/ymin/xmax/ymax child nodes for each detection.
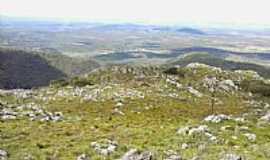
<box><xmin>164</xmin><ymin>150</ymin><xmax>182</xmax><ymax>160</ymax></box>
<box><xmin>77</xmin><ymin>154</ymin><xmax>90</xmax><ymax>160</ymax></box>
<box><xmin>204</xmin><ymin>114</ymin><xmax>231</xmax><ymax>123</ymax></box>
<box><xmin>177</xmin><ymin>125</ymin><xmax>217</xmax><ymax>142</ymax></box>
<box><xmin>0</xmin><ymin>149</ymin><xmax>8</xmax><ymax>160</ymax></box>
<box><xmin>221</xmin><ymin>153</ymin><xmax>242</xmax><ymax>160</ymax></box>
<box><xmin>91</xmin><ymin>140</ymin><xmax>118</xmax><ymax>156</ymax></box>
<box><xmin>121</xmin><ymin>149</ymin><xmax>154</xmax><ymax>160</ymax></box>
<box><xmin>0</xmin><ymin>102</ymin><xmax>63</xmax><ymax>122</ymax></box>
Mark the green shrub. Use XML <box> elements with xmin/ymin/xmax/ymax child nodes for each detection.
<box><xmin>240</xmin><ymin>80</ymin><xmax>270</xmax><ymax>97</ymax></box>
<box><xmin>164</xmin><ymin>67</ymin><xmax>186</xmax><ymax>77</ymax></box>
<box><xmin>50</xmin><ymin>79</ymin><xmax>69</xmax><ymax>88</ymax></box>
<box><xmin>70</xmin><ymin>77</ymin><xmax>94</xmax><ymax>87</ymax></box>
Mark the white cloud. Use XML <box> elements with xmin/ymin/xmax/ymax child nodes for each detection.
<box><xmin>1</xmin><ymin>0</ymin><xmax>270</xmax><ymax>27</ymax></box>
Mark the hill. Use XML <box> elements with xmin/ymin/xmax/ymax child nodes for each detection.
<box><xmin>0</xmin><ymin>48</ymin><xmax>100</xmax><ymax>89</ymax></box>
<box><xmin>1</xmin><ymin>63</ymin><xmax>270</xmax><ymax>159</ymax></box>
<box><xmin>39</xmin><ymin>53</ymin><xmax>100</xmax><ymax>77</ymax></box>
<box><xmin>0</xmin><ymin>48</ymin><xmax>66</xmax><ymax>89</ymax></box>
<box><xmin>167</xmin><ymin>53</ymin><xmax>270</xmax><ymax>78</ymax></box>
<box><xmin>176</xmin><ymin>28</ymin><xmax>206</xmax><ymax>35</ymax></box>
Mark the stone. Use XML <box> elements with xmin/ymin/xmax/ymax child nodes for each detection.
<box><xmin>121</xmin><ymin>149</ymin><xmax>154</xmax><ymax>160</ymax></box>
<box><xmin>187</xmin><ymin>87</ymin><xmax>203</xmax><ymax>97</ymax></box>
<box><xmin>243</xmin><ymin>133</ymin><xmax>256</xmax><ymax>142</ymax></box>
<box><xmin>204</xmin><ymin>114</ymin><xmax>231</xmax><ymax>123</ymax></box>
<box><xmin>91</xmin><ymin>140</ymin><xmax>118</xmax><ymax>156</ymax></box>
<box><xmin>176</xmin><ymin>126</ymin><xmax>191</xmax><ymax>135</ymax></box>
<box><xmin>0</xmin><ymin>149</ymin><xmax>8</xmax><ymax>160</ymax></box>
<box><xmin>164</xmin><ymin>150</ymin><xmax>182</xmax><ymax>160</ymax></box>
<box><xmin>77</xmin><ymin>154</ymin><xmax>90</xmax><ymax>160</ymax></box>
<box><xmin>181</xmin><ymin>143</ymin><xmax>188</xmax><ymax>150</ymax></box>
<box><xmin>220</xmin><ymin>125</ymin><xmax>234</xmax><ymax>131</ymax></box>
<box><xmin>188</xmin><ymin>125</ymin><xmax>209</xmax><ymax>135</ymax></box>
<box><xmin>219</xmin><ymin>80</ymin><xmax>238</xmax><ymax>91</ymax></box>
<box><xmin>260</xmin><ymin>112</ymin><xmax>270</xmax><ymax>122</ymax></box>
<box><xmin>221</xmin><ymin>153</ymin><xmax>242</xmax><ymax>160</ymax></box>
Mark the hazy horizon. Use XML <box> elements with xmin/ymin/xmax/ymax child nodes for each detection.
<box><xmin>1</xmin><ymin>0</ymin><xmax>270</xmax><ymax>29</ymax></box>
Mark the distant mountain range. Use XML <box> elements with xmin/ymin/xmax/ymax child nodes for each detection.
<box><xmin>94</xmin><ymin>47</ymin><xmax>270</xmax><ymax>64</ymax></box>
<box><xmin>167</xmin><ymin>53</ymin><xmax>270</xmax><ymax>78</ymax></box>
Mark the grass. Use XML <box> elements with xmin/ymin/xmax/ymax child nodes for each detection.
<box><xmin>1</xmin><ymin>66</ymin><xmax>270</xmax><ymax>159</ymax></box>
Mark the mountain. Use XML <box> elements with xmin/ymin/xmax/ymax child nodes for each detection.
<box><xmin>1</xmin><ymin>63</ymin><xmax>270</xmax><ymax>159</ymax></box>
<box><xmin>168</xmin><ymin>53</ymin><xmax>270</xmax><ymax>78</ymax></box>
<box><xmin>0</xmin><ymin>48</ymin><xmax>100</xmax><ymax>89</ymax></box>
<box><xmin>39</xmin><ymin>53</ymin><xmax>100</xmax><ymax>77</ymax></box>
<box><xmin>93</xmin><ymin>47</ymin><xmax>270</xmax><ymax>66</ymax></box>
<box><xmin>176</xmin><ymin>28</ymin><xmax>206</xmax><ymax>35</ymax></box>
<box><xmin>0</xmin><ymin>48</ymin><xmax>66</xmax><ymax>89</ymax></box>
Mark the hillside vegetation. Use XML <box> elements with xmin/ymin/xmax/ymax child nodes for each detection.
<box><xmin>1</xmin><ymin>64</ymin><xmax>270</xmax><ymax>159</ymax></box>
<box><xmin>0</xmin><ymin>48</ymin><xmax>66</xmax><ymax>89</ymax></box>
<box><xmin>168</xmin><ymin>53</ymin><xmax>270</xmax><ymax>78</ymax></box>
<box><xmin>0</xmin><ymin>48</ymin><xmax>100</xmax><ymax>89</ymax></box>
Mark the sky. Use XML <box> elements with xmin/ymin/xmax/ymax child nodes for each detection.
<box><xmin>1</xmin><ymin>0</ymin><xmax>270</xmax><ymax>27</ymax></box>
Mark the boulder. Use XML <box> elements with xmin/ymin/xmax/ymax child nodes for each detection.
<box><xmin>243</xmin><ymin>133</ymin><xmax>256</xmax><ymax>142</ymax></box>
<box><xmin>0</xmin><ymin>149</ymin><xmax>8</xmax><ymax>160</ymax></box>
<box><xmin>204</xmin><ymin>114</ymin><xmax>231</xmax><ymax>123</ymax></box>
<box><xmin>221</xmin><ymin>153</ymin><xmax>242</xmax><ymax>160</ymax></box>
<box><xmin>77</xmin><ymin>154</ymin><xmax>90</xmax><ymax>160</ymax></box>
<box><xmin>121</xmin><ymin>149</ymin><xmax>154</xmax><ymax>160</ymax></box>
<box><xmin>91</xmin><ymin>140</ymin><xmax>118</xmax><ymax>156</ymax></box>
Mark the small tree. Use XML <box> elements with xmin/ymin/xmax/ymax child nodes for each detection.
<box><xmin>204</xmin><ymin>76</ymin><xmax>219</xmax><ymax>114</ymax></box>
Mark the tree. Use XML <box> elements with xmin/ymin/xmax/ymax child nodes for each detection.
<box><xmin>204</xmin><ymin>76</ymin><xmax>219</xmax><ymax>114</ymax></box>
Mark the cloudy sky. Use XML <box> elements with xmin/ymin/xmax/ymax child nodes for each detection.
<box><xmin>1</xmin><ymin>0</ymin><xmax>270</xmax><ymax>27</ymax></box>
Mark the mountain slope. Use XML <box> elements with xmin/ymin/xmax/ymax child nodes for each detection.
<box><xmin>0</xmin><ymin>48</ymin><xmax>100</xmax><ymax>89</ymax></box>
<box><xmin>176</xmin><ymin>28</ymin><xmax>205</xmax><ymax>35</ymax></box>
<box><xmin>0</xmin><ymin>48</ymin><xmax>66</xmax><ymax>89</ymax></box>
<box><xmin>168</xmin><ymin>53</ymin><xmax>270</xmax><ymax>78</ymax></box>
<box><xmin>39</xmin><ymin>53</ymin><xmax>100</xmax><ymax>77</ymax></box>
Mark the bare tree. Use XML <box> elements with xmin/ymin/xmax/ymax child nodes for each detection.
<box><xmin>204</xmin><ymin>76</ymin><xmax>219</xmax><ymax>114</ymax></box>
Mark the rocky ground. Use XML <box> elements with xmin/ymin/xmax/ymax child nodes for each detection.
<box><xmin>0</xmin><ymin>63</ymin><xmax>270</xmax><ymax>160</ymax></box>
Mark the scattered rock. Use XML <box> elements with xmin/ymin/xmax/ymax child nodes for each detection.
<box><xmin>0</xmin><ymin>149</ymin><xmax>8</xmax><ymax>160</ymax></box>
<box><xmin>177</xmin><ymin>125</ymin><xmax>209</xmax><ymax>136</ymax></box>
<box><xmin>219</xmin><ymin>80</ymin><xmax>238</xmax><ymax>92</ymax></box>
<box><xmin>221</xmin><ymin>153</ymin><xmax>242</xmax><ymax>160</ymax></box>
<box><xmin>77</xmin><ymin>154</ymin><xmax>90</xmax><ymax>160</ymax></box>
<box><xmin>164</xmin><ymin>150</ymin><xmax>182</xmax><ymax>160</ymax></box>
<box><xmin>204</xmin><ymin>114</ymin><xmax>231</xmax><ymax>123</ymax></box>
<box><xmin>187</xmin><ymin>87</ymin><xmax>203</xmax><ymax>97</ymax></box>
<box><xmin>221</xmin><ymin>125</ymin><xmax>234</xmax><ymax>131</ymax></box>
<box><xmin>260</xmin><ymin>112</ymin><xmax>270</xmax><ymax>122</ymax></box>
<box><xmin>116</xmin><ymin>102</ymin><xmax>124</xmax><ymax>107</ymax></box>
<box><xmin>243</xmin><ymin>133</ymin><xmax>256</xmax><ymax>142</ymax></box>
<box><xmin>121</xmin><ymin>149</ymin><xmax>154</xmax><ymax>160</ymax></box>
<box><xmin>181</xmin><ymin>143</ymin><xmax>188</xmax><ymax>150</ymax></box>
<box><xmin>91</xmin><ymin>140</ymin><xmax>118</xmax><ymax>156</ymax></box>
<box><xmin>112</xmin><ymin>108</ymin><xmax>125</xmax><ymax>116</ymax></box>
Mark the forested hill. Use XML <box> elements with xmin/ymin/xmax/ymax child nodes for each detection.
<box><xmin>0</xmin><ymin>48</ymin><xmax>100</xmax><ymax>89</ymax></box>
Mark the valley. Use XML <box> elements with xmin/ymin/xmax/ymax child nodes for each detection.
<box><xmin>0</xmin><ymin>18</ymin><xmax>270</xmax><ymax>160</ymax></box>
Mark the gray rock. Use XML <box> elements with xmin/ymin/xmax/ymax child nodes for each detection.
<box><xmin>187</xmin><ymin>87</ymin><xmax>203</xmax><ymax>97</ymax></box>
<box><xmin>204</xmin><ymin>114</ymin><xmax>231</xmax><ymax>123</ymax></box>
<box><xmin>243</xmin><ymin>133</ymin><xmax>256</xmax><ymax>142</ymax></box>
<box><xmin>0</xmin><ymin>149</ymin><xmax>8</xmax><ymax>160</ymax></box>
<box><xmin>221</xmin><ymin>153</ymin><xmax>242</xmax><ymax>160</ymax></box>
<box><xmin>121</xmin><ymin>149</ymin><xmax>154</xmax><ymax>160</ymax></box>
<box><xmin>164</xmin><ymin>150</ymin><xmax>182</xmax><ymax>160</ymax></box>
<box><xmin>260</xmin><ymin>112</ymin><xmax>270</xmax><ymax>122</ymax></box>
<box><xmin>77</xmin><ymin>154</ymin><xmax>90</xmax><ymax>160</ymax></box>
<box><xmin>91</xmin><ymin>140</ymin><xmax>118</xmax><ymax>156</ymax></box>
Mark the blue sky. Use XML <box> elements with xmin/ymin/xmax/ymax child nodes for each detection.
<box><xmin>1</xmin><ymin>0</ymin><xmax>270</xmax><ymax>27</ymax></box>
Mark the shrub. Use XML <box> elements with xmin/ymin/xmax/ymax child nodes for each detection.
<box><xmin>240</xmin><ymin>80</ymin><xmax>270</xmax><ymax>97</ymax></box>
<box><xmin>70</xmin><ymin>77</ymin><xmax>94</xmax><ymax>87</ymax></box>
